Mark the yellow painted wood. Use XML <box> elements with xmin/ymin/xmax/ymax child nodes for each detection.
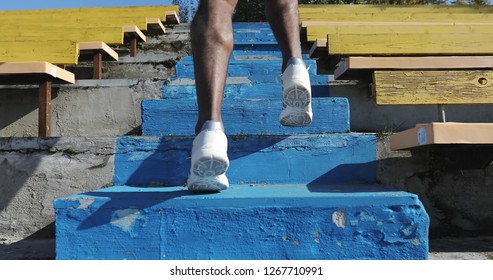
<box><xmin>302</xmin><ymin>21</ymin><xmax>493</xmax><ymax>27</ymax></box>
<box><xmin>0</xmin><ymin>15</ymin><xmax>152</xmax><ymax>31</ymax></box>
<box><xmin>299</xmin><ymin>4</ymin><xmax>493</xmax><ymax>15</ymax></box>
<box><xmin>0</xmin><ymin>40</ymin><xmax>79</xmax><ymax>65</ymax></box>
<box><xmin>347</xmin><ymin>56</ymin><xmax>493</xmax><ymax>69</ymax></box>
<box><xmin>300</xmin><ymin>12</ymin><xmax>493</xmax><ymax>23</ymax></box>
<box><xmin>327</xmin><ymin>33</ymin><xmax>493</xmax><ymax>55</ymax></box>
<box><xmin>0</xmin><ymin>15</ymin><xmax>149</xmax><ymax>30</ymax></box>
<box><xmin>0</xmin><ymin>5</ymin><xmax>179</xmax><ymax>23</ymax></box>
<box><xmin>373</xmin><ymin>70</ymin><xmax>493</xmax><ymax>105</ymax></box>
<box><xmin>306</xmin><ymin>24</ymin><xmax>493</xmax><ymax>41</ymax></box>
<box><xmin>299</xmin><ymin>4</ymin><xmax>493</xmax><ymax>23</ymax></box>
<box><xmin>335</xmin><ymin>56</ymin><xmax>493</xmax><ymax>80</ymax></box>
<box><xmin>0</xmin><ymin>27</ymin><xmax>124</xmax><ymax>44</ymax></box>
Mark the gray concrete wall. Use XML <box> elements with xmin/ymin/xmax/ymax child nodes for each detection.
<box><xmin>377</xmin><ymin>138</ymin><xmax>493</xmax><ymax>235</ymax></box>
<box><xmin>0</xmin><ymin>137</ymin><xmax>115</xmax><ymax>242</ymax></box>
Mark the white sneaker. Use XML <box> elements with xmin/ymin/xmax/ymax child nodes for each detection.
<box><xmin>187</xmin><ymin>173</ymin><xmax>229</xmax><ymax>193</ymax></box>
<box><xmin>279</xmin><ymin>57</ymin><xmax>313</xmax><ymax>127</ymax></box>
<box><xmin>187</xmin><ymin>121</ymin><xmax>229</xmax><ymax>192</ymax></box>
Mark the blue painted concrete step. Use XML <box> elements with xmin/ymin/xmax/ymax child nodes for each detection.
<box><xmin>233</xmin><ymin>22</ymin><xmax>276</xmax><ymax>43</ymax></box>
<box><xmin>112</xmin><ymin>133</ymin><xmax>375</xmax><ymax>187</ymax></box>
<box><xmin>54</xmin><ymin>184</ymin><xmax>429</xmax><ymax>260</ymax></box>
<box><xmin>142</xmin><ymin>98</ymin><xmax>349</xmax><ymax>136</ymax></box>
<box><xmin>162</xmin><ymin>78</ymin><xmax>330</xmax><ymax>99</ymax></box>
<box><xmin>175</xmin><ymin>58</ymin><xmax>322</xmax><ymax>82</ymax></box>
<box><xmin>180</xmin><ymin>54</ymin><xmax>285</xmax><ymax>63</ymax></box>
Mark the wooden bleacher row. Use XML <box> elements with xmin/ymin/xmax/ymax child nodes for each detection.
<box><xmin>0</xmin><ymin>5</ymin><xmax>180</xmax><ymax>137</ymax></box>
<box><xmin>298</xmin><ymin>4</ymin><xmax>493</xmax><ymax>157</ymax></box>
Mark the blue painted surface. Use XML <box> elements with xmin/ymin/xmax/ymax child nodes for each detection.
<box><xmin>142</xmin><ymin>98</ymin><xmax>349</xmax><ymax>136</ymax></box>
<box><xmin>54</xmin><ymin>184</ymin><xmax>429</xmax><ymax>260</ymax></box>
<box><xmin>112</xmin><ymin>133</ymin><xmax>376</xmax><ymax>186</ymax></box>
<box><xmin>54</xmin><ymin>22</ymin><xmax>430</xmax><ymax>260</ymax></box>
<box><xmin>175</xmin><ymin>57</ymin><xmax>320</xmax><ymax>81</ymax></box>
<box><xmin>232</xmin><ymin>22</ymin><xmax>277</xmax><ymax>43</ymax></box>
<box><xmin>163</xmin><ymin>79</ymin><xmax>330</xmax><ymax>99</ymax></box>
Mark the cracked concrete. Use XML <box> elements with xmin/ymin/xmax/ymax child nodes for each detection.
<box><xmin>0</xmin><ymin>138</ymin><xmax>115</xmax><ymax>241</ymax></box>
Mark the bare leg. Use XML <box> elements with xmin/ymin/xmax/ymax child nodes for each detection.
<box><xmin>265</xmin><ymin>0</ymin><xmax>312</xmax><ymax>127</ymax></box>
<box><xmin>264</xmin><ymin>0</ymin><xmax>304</xmax><ymax>71</ymax></box>
<box><xmin>190</xmin><ymin>0</ymin><xmax>238</xmax><ymax>134</ymax></box>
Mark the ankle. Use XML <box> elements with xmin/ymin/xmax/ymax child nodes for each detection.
<box><xmin>283</xmin><ymin>57</ymin><xmax>305</xmax><ymax>73</ymax></box>
<box><xmin>196</xmin><ymin>120</ymin><xmax>224</xmax><ymax>134</ymax></box>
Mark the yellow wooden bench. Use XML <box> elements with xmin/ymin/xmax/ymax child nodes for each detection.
<box><xmin>0</xmin><ymin>4</ymin><xmax>180</xmax><ymax>57</ymax></box>
<box><xmin>299</xmin><ymin>4</ymin><xmax>493</xmax><ymax>157</ymax></box>
<box><xmin>0</xmin><ymin>5</ymin><xmax>180</xmax><ymax>23</ymax></box>
<box><xmin>0</xmin><ymin>16</ymin><xmax>146</xmax><ymax>58</ymax></box>
<box><xmin>0</xmin><ymin>5</ymin><xmax>181</xmax><ymax>76</ymax></box>
<box><xmin>0</xmin><ymin>40</ymin><xmax>79</xmax><ymax>65</ymax></box>
<box><xmin>0</xmin><ymin>5</ymin><xmax>181</xmax><ymax>58</ymax></box>
<box><xmin>299</xmin><ymin>4</ymin><xmax>493</xmax><ymax>23</ymax></box>
<box><xmin>0</xmin><ymin>5</ymin><xmax>180</xmax><ymax>34</ymax></box>
<box><xmin>0</xmin><ymin>6</ymin><xmax>181</xmax><ymax>137</ymax></box>
<box><xmin>0</xmin><ymin>27</ymin><xmax>121</xmax><ymax>79</ymax></box>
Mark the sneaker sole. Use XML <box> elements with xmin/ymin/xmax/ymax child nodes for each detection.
<box><xmin>188</xmin><ymin>181</ymin><xmax>228</xmax><ymax>193</ymax></box>
<box><xmin>192</xmin><ymin>155</ymin><xmax>229</xmax><ymax>177</ymax></box>
<box><xmin>280</xmin><ymin>84</ymin><xmax>312</xmax><ymax>127</ymax></box>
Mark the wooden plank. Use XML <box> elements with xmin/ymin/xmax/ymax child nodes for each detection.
<box><xmin>300</xmin><ymin>12</ymin><xmax>493</xmax><ymax>23</ymax></box>
<box><xmin>76</xmin><ymin>16</ymin><xmax>149</xmax><ymax>30</ymax></box>
<box><xmin>302</xmin><ymin>20</ymin><xmax>493</xmax><ymax>28</ymax></box>
<box><xmin>0</xmin><ymin>26</ymin><xmax>125</xmax><ymax>44</ymax></box>
<box><xmin>79</xmin><ymin>42</ymin><xmax>119</xmax><ymax>61</ymax></box>
<box><xmin>334</xmin><ymin>56</ymin><xmax>493</xmax><ymax>80</ymax></box>
<box><xmin>308</xmin><ymin>38</ymin><xmax>327</xmax><ymax>58</ymax></box>
<box><xmin>306</xmin><ymin>24</ymin><xmax>493</xmax><ymax>42</ymax></box>
<box><xmin>0</xmin><ymin>5</ymin><xmax>179</xmax><ymax>24</ymax></box>
<box><xmin>0</xmin><ymin>62</ymin><xmax>75</xmax><ymax>84</ymax></box>
<box><xmin>0</xmin><ymin>14</ymin><xmax>149</xmax><ymax>30</ymax></box>
<box><xmin>0</xmin><ymin>6</ymin><xmax>179</xmax><ymax>31</ymax></box>
<box><xmin>146</xmin><ymin>18</ymin><xmax>166</xmax><ymax>34</ymax></box>
<box><xmin>327</xmin><ymin>33</ymin><xmax>493</xmax><ymax>55</ymax></box>
<box><xmin>373</xmin><ymin>70</ymin><xmax>493</xmax><ymax>105</ymax></box>
<box><xmin>0</xmin><ymin>40</ymin><xmax>79</xmax><ymax>65</ymax></box>
<box><xmin>123</xmin><ymin>26</ymin><xmax>147</xmax><ymax>42</ymax></box>
<box><xmin>299</xmin><ymin>4</ymin><xmax>493</xmax><ymax>17</ymax></box>
<box><xmin>390</xmin><ymin>122</ymin><xmax>493</xmax><ymax>150</ymax></box>
<box><xmin>165</xmin><ymin>10</ymin><xmax>180</xmax><ymax>24</ymax></box>
<box><xmin>38</xmin><ymin>80</ymin><xmax>52</xmax><ymax>137</ymax></box>
<box><xmin>299</xmin><ymin>4</ymin><xmax>493</xmax><ymax>23</ymax></box>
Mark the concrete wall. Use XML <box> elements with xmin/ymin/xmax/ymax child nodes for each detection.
<box><xmin>1</xmin><ymin>23</ymin><xmax>492</xmax><ymax>243</ymax></box>
<box><xmin>0</xmin><ymin>137</ymin><xmax>115</xmax><ymax>242</ymax></box>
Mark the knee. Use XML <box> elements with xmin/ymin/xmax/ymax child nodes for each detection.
<box><xmin>191</xmin><ymin>14</ymin><xmax>234</xmax><ymax>51</ymax></box>
<box><xmin>265</xmin><ymin>0</ymin><xmax>297</xmax><ymax>15</ymax></box>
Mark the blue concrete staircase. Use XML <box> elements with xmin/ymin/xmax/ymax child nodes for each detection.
<box><xmin>54</xmin><ymin>23</ymin><xmax>429</xmax><ymax>260</ymax></box>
